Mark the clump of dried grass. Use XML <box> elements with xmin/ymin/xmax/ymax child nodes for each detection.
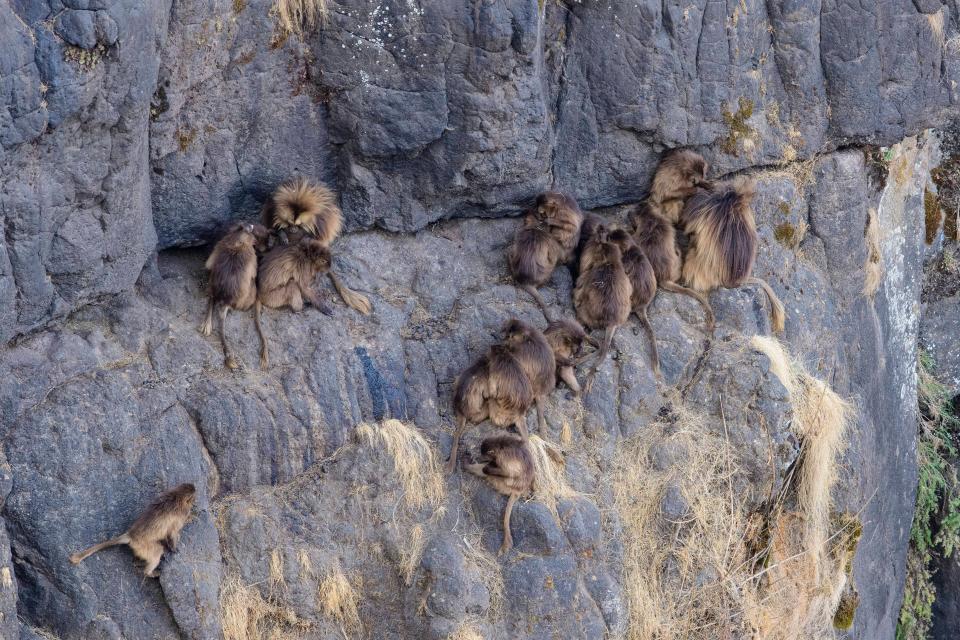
<box><xmin>274</xmin><ymin>0</ymin><xmax>327</xmax><ymax>34</ymax></box>
<box><xmin>398</xmin><ymin>523</ymin><xmax>426</xmax><ymax>585</ymax></box>
<box><xmin>863</xmin><ymin>208</ymin><xmax>884</xmax><ymax>298</ymax></box>
<box><xmin>447</xmin><ymin>622</ymin><xmax>485</xmax><ymax>640</ymax></box>
<box><xmin>221</xmin><ymin>575</ymin><xmax>311</xmax><ymax>640</ymax></box>
<box><xmin>355</xmin><ymin>419</ymin><xmax>445</xmax><ymax>512</ymax></box>
<box><xmin>318</xmin><ymin>563</ymin><xmax>363</xmax><ymax>639</ymax></box>
<box><xmin>461</xmin><ymin>530</ymin><xmax>505</xmax><ymax>618</ymax></box>
<box><xmin>527</xmin><ymin>434</ymin><xmax>577</xmax><ymax>514</ymax></box>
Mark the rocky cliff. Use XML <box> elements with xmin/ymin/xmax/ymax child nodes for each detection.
<box><xmin>1</xmin><ymin>1</ymin><xmax>958</xmax><ymax>639</ymax></box>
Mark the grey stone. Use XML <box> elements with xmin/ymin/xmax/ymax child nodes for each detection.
<box><xmin>55</xmin><ymin>10</ymin><xmax>97</xmax><ymax>50</ymax></box>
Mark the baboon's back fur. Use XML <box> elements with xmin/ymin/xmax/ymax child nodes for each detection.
<box><xmin>650</xmin><ymin>149</ymin><xmax>709</xmax><ymax>223</ymax></box>
<box><xmin>263</xmin><ymin>177</ymin><xmax>343</xmax><ymax>246</ymax></box>
<box><xmin>257</xmin><ymin>239</ymin><xmax>331</xmax><ymax>309</ymax></box>
<box><xmin>501</xmin><ymin>319</ymin><xmax>556</xmax><ymax>399</ymax></box>
<box><xmin>205</xmin><ymin>224</ymin><xmax>261</xmax><ymax>310</ymax></box>
<box><xmin>508</xmin><ymin>225</ymin><xmax>565</xmax><ymax>287</ymax></box>
<box><xmin>574</xmin><ymin>231</ymin><xmax>633</xmax><ymax>331</ymax></box>
<box><xmin>533</xmin><ymin>191</ymin><xmax>583</xmax><ymax>262</ymax></box>
<box><xmin>476</xmin><ymin>435</ymin><xmax>535</xmax><ymax>496</ymax></box>
<box><xmin>128</xmin><ymin>483</ymin><xmax>196</xmax><ymax>540</ymax></box>
<box><xmin>608</xmin><ymin>228</ymin><xmax>657</xmax><ymax>309</ymax></box>
<box><xmin>544</xmin><ymin>318</ymin><xmax>589</xmax><ymax>366</ymax></box>
<box><xmin>630</xmin><ymin>202</ymin><xmax>683</xmax><ymax>284</ymax></box>
<box><xmin>453</xmin><ymin>346</ymin><xmax>534</xmax><ymax>429</ymax></box>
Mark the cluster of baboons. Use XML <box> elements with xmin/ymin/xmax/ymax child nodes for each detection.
<box><xmin>69</xmin><ymin>149</ymin><xmax>786</xmax><ymax>576</ymax></box>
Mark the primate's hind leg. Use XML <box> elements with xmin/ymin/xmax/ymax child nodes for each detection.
<box><xmin>254</xmin><ymin>301</ymin><xmax>269</xmax><ymax>369</ymax></box>
<box><xmin>521</xmin><ymin>284</ymin><xmax>553</xmax><ymax>323</ymax></box>
<box><xmin>583</xmin><ymin>327</ymin><xmax>617</xmax><ymax>394</ymax></box>
<box><xmin>498</xmin><ymin>493</ymin><xmax>519</xmax><ymax>556</ymax></box>
<box><xmin>200</xmin><ymin>299</ymin><xmax>214</xmax><ymax>336</ymax></box>
<box><xmin>218</xmin><ymin>306</ymin><xmax>240</xmax><ymax>370</ymax></box>
<box><xmin>636</xmin><ymin>308</ymin><xmax>661</xmax><ymax>378</ymax></box>
<box><xmin>445</xmin><ymin>416</ymin><xmax>468</xmax><ymax>474</ymax></box>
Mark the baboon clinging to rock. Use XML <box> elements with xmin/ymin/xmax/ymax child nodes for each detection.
<box><xmin>201</xmin><ymin>222</ymin><xmax>270</xmax><ymax>369</ymax></box>
<box><xmin>463</xmin><ymin>435</ymin><xmax>534</xmax><ymax>555</ymax></box>
<box><xmin>573</xmin><ymin>224</ymin><xmax>633</xmax><ymax>393</ymax></box>
<box><xmin>70</xmin><ymin>483</ymin><xmax>196</xmax><ymax>578</ymax></box>
<box><xmin>499</xmin><ymin>318</ymin><xmax>556</xmax><ymax>432</ymax></box>
<box><xmin>255</xmin><ymin>237</ymin><xmax>334</xmax><ymax>368</ymax></box>
<box><xmin>607</xmin><ymin>228</ymin><xmax>661</xmax><ymax>377</ymax></box>
<box><xmin>544</xmin><ymin>318</ymin><xmax>596</xmax><ymax>396</ymax></box>
<box><xmin>680</xmin><ymin>176</ymin><xmax>786</xmax><ymax>333</ymax></box>
<box><xmin>508</xmin><ymin>192</ymin><xmax>584</xmax><ymax>321</ymax></box>
<box><xmin>649</xmin><ymin>149</ymin><xmax>711</xmax><ymax>223</ymax></box>
<box><xmin>262</xmin><ymin>176</ymin><xmax>372</xmax><ymax>316</ymax></box>
<box><xmin>446</xmin><ymin>343</ymin><xmax>534</xmax><ymax>473</ymax></box>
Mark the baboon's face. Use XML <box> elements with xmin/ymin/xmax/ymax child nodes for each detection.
<box><xmin>687</xmin><ymin>157</ymin><xmax>710</xmax><ymax>188</ymax></box>
<box><xmin>500</xmin><ymin>319</ymin><xmax>531</xmax><ymax>345</ymax></box>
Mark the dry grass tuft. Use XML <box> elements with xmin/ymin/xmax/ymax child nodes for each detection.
<box><xmin>527</xmin><ymin>434</ymin><xmax>578</xmax><ymax>514</ymax></box>
<box><xmin>355</xmin><ymin>419</ymin><xmax>445</xmax><ymax>512</ymax></box>
<box><xmin>863</xmin><ymin>208</ymin><xmax>884</xmax><ymax>298</ymax></box>
<box><xmin>318</xmin><ymin>564</ymin><xmax>363</xmax><ymax>639</ymax></box>
<box><xmin>447</xmin><ymin>622</ymin><xmax>485</xmax><ymax>640</ymax></box>
<box><xmin>398</xmin><ymin>523</ymin><xmax>426</xmax><ymax>586</ymax></box>
<box><xmin>269</xmin><ymin>548</ymin><xmax>286</xmax><ymax>596</ymax></box>
<box><xmin>221</xmin><ymin>575</ymin><xmax>311</xmax><ymax>640</ymax></box>
<box><xmin>461</xmin><ymin>531</ymin><xmax>505</xmax><ymax>618</ymax></box>
<box><xmin>274</xmin><ymin>0</ymin><xmax>328</xmax><ymax>34</ymax></box>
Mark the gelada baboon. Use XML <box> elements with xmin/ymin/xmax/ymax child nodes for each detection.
<box><xmin>507</xmin><ymin>192</ymin><xmax>584</xmax><ymax>321</ymax></box>
<box><xmin>499</xmin><ymin>318</ymin><xmax>556</xmax><ymax>432</ymax></box>
<box><xmin>262</xmin><ymin>176</ymin><xmax>372</xmax><ymax>316</ymax></box>
<box><xmin>573</xmin><ymin>224</ymin><xmax>633</xmax><ymax>392</ymax></box>
<box><xmin>650</xmin><ymin>149</ymin><xmax>711</xmax><ymax>223</ymax></box>
<box><xmin>261</xmin><ymin>176</ymin><xmax>343</xmax><ymax>247</ymax></box>
<box><xmin>607</xmin><ymin>228</ymin><xmax>661</xmax><ymax>376</ymax></box>
<box><xmin>446</xmin><ymin>342</ymin><xmax>534</xmax><ymax>474</ymax></box>
<box><xmin>630</xmin><ymin>202</ymin><xmax>715</xmax><ymax>331</ymax></box>
<box><xmin>463</xmin><ymin>435</ymin><xmax>534</xmax><ymax>555</ymax></box>
<box><xmin>201</xmin><ymin>222</ymin><xmax>271</xmax><ymax>369</ymax></box>
<box><xmin>680</xmin><ymin>176</ymin><xmax>785</xmax><ymax>333</ymax></box>
<box><xmin>544</xmin><ymin>318</ymin><xmax>596</xmax><ymax>396</ymax></box>
<box><xmin>70</xmin><ymin>483</ymin><xmax>196</xmax><ymax>578</ymax></box>
<box><xmin>255</xmin><ymin>238</ymin><xmax>334</xmax><ymax>368</ymax></box>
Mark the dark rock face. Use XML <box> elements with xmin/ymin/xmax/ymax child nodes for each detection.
<box><xmin>0</xmin><ymin>0</ymin><xmax>955</xmax><ymax>638</ymax></box>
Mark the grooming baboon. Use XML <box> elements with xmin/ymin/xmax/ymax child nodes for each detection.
<box><xmin>573</xmin><ymin>224</ymin><xmax>633</xmax><ymax>392</ymax></box>
<box><xmin>650</xmin><ymin>149</ymin><xmax>711</xmax><ymax>223</ymax></box>
<box><xmin>507</xmin><ymin>192</ymin><xmax>584</xmax><ymax>321</ymax></box>
<box><xmin>201</xmin><ymin>222</ymin><xmax>271</xmax><ymax>369</ymax></box>
<box><xmin>261</xmin><ymin>176</ymin><xmax>343</xmax><ymax>247</ymax></box>
<box><xmin>543</xmin><ymin>318</ymin><xmax>595</xmax><ymax>395</ymax></box>
<box><xmin>630</xmin><ymin>202</ymin><xmax>715</xmax><ymax>331</ymax></box>
<box><xmin>500</xmin><ymin>318</ymin><xmax>556</xmax><ymax>432</ymax></box>
<box><xmin>680</xmin><ymin>177</ymin><xmax>785</xmax><ymax>333</ymax></box>
<box><xmin>262</xmin><ymin>177</ymin><xmax>371</xmax><ymax>315</ymax></box>
<box><xmin>70</xmin><ymin>483</ymin><xmax>196</xmax><ymax>578</ymax></box>
<box><xmin>463</xmin><ymin>435</ymin><xmax>534</xmax><ymax>555</ymax></box>
<box><xmin>607</xmin><ymin>228</ymin><xmax>661</xmax><ymax>376</ymax></box>
<box><xmin>255</xmin><ymin>238</ymin><xmax>334</xmax><ymax>367</ymax></box>
<box><xmin>445</xmin><ymin>344</ymin><xmax>534</xmax><ymax>473</ymax></box>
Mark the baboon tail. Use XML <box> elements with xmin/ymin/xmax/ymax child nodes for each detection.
<box><xmin>328</xmin><ymin>271</ymin><xmax>372</xmax><ymax>315</ymax></box>
<box><xmin>746</xmin><ymin>277</ymin><xmax>785</xmax><ymax>334</ymax></box>
<box><xmin>70</xmin><ymin>534</ymin><xmax>130</xmax><ymax>564</ymax></box>
<box><xmin>254</xmin><ymin>301</ymin><xmax>269</xmax><ymax>369</ymax></box>
<box><xmin>660</xmin><ymin>281</ymin><xmax>715</xmax><ymax>332</ymax></box>
<box><xmin>635</xmin><ymin>308</ymin><xmax>661</xmax><ymax>377</ymax></box>
<box><xmin>521</xmin><ymin>285</ymin><xmax>553</xmax><ymax>322</ymax></box>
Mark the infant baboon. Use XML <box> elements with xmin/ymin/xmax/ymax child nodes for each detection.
<box><xmin>499</xmin><ymin>318</ymin><xmax>556</xmax><ymax>432</ymax></box>
<box><xmin>573</xmin><ymin>224</ymin><xmax>633</xmax><ymax>392</ymax></box>
<box><xmin>507</xmin><ymin>192</ymin><xmax>584</xmax><ymax>321</ymax></box>
<box><xmin>544</xmin><ymin>318</ymin><xmax>595</xmax><ymax>395</ymax></box>
<box><xmin>255</xmin><ymin>238</ymin><xmax>334</xmax><ymax>368</ymax></box>
<box><xmin>463</xmin><ymin>435</ymin><xmax>534</xmax><ymax>555</ymax></box>
<box><xmin>201</xmin><ymin>222</ymin><xmax>271</xmax><ymax>369</ymax></box>
<box><xmin>650</xmin><ymin>149</ymin><xmax>711</xmax><ymax>223</ymax></box>
<box><xmin>70</xmin><ymin>483</ymin><xmax>196</xmax><ymax>578</ymax></box>
<box><xmin>446</xmin><ymin>344</ymin><xmax>534</xmax><ymax>473</ymax></box>
<box><xmin>630</xmin><ymin>202</ymin><xmax>715</xmax><ymax>331</ymax></box>
<box><xmin>607</xmin><ymin>228</ymin><xmax>661</xmax><ymax>376</ymax></box>
<box><xmin>680</xmin><ymin>177</ymin><xmax>785</xmax><ymax>333</ymax></box>
<box><xmin>261</xmin><ymin>176</ymin><xmax>343</xmax><ymax>247</ymax></box>
<box><xmin>262</xmin><ymin>177</ymin><xmax>371</xmax><ymax>315</ymax></box>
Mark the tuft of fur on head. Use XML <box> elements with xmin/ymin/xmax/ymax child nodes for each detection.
<box><xmin>298</xmin><ymin>238</ymin><xmax>332</xmax><ymax>271</ymax></box>
<box><xmin>269</xmin><ymin>177</ymin><xmax>342</xmax><ymax>246</ymax></box>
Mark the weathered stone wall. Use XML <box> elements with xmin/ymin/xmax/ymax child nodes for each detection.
<box><xmin>0</xmin><ymin>1</ymin><xmax>957</xmax><ymax>638</ymax></box>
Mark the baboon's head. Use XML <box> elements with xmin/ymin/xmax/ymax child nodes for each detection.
<box><xmin>301</xmin><ymin>239</ymin><xmax>332</xmax><ymax>271</ymax></box>
<box><xmin>499</xmin><ymin>318</ymin><xmax>537</xmax><ymax>346</ymax></box>
<box><xmin>606</xmin><ymin>227</ymin><xmax>635</xmax><ymax>253</ymax></box>
<box><xmin>547</xmin><ymin>318</ymin><xmax>590</xmax><ymax>356</ymax></box>
<box><xmin>535</xmin><ymin>192</ymin><xmax>581</xmax><ymax>228</ymax></box>
<box><xmin>660</xmin><ymin>149</ymin><xmax>711</xmax><ymax>194</ymax></box>
<box><xmin>172</xmin><ymin>483</ymin><xmax>197</xmax><ymax>510</ymax></box>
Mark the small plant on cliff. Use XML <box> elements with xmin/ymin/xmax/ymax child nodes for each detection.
<box><xmin>896</xmin><ymin>351</ymin><xmax>960</xmax><ymax>640</ymax></box>
<box><xmin>274</xmin><ymin>0</ymin><xmax>328</xmax><ymax>35</ymax></box>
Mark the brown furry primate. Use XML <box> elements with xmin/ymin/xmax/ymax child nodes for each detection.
<box><xmin>463</xmin><ymin>435</ymin><xmax>534</xmax><ymax>555</ymax></box>
<box><xmin>70</xmin><ymin>483</ymin><xmax>196</xmax><ymax>578</ymax></box>
<box><xmin>499</xmin><ymin>318</ymin><xmax>556</xmax><ymax>432</ymax></box>
<box><xmin>201</xmin><ymin>222</ymin><xmax>271</xmax><ymax>369</ymax></box>
<box><xmin>255</xmin><ymin>238</ymin><xmax>334</xmax><ymax>368</ymax></box>
<box><xmin>445</xmin><ymin>344</ymin><xmax>535</xmax><ymax>473</ymax></box>
<box><xmin>544</xmin><ymin>318</ymin><xmax>595</xmax><ymax>395</ymax></box>
<box><xmin>607</xmin><ymin>228</ymin><xmax>661</xmax><ymax>376</ymax></box>
<box><xmin>630</xmin><ymin>202</ymin><xmax>715</xmax><ymax>331</ymax></box>
<box><xmin>507</xmin><ymin>192</ymin><xmax>584</xmax><ymax>321</ymax></box>
<box><xmin>572</xmin><ymin>224</ymin><xmax>633</xmax><ymax>392</ymax></box>
<box><xmin>262</xmin><ymin>176</ymin><xmax>371</xmax><ymax>316</ymax></box>
<box><xmin>680</xmin><ymin>177</ymin><xmax>785</xmax><ymax>333</ymax></box>
<box><xmin>649</xmin><ymin>149</ymin><xmax>711</xmax><ymax>223</ymax></box>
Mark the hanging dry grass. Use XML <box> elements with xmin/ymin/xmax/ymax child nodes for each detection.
<box><xmin>318</xmin><ymin>563</ymin><xmax>363</xmax><ymax>639</ymax></box>
<box><xmin>447</xmin><ymin>622</ymin><xmax>485</xmax><ymax>640</ymax></box>
<box><xmin>461</xmin><ymin>530</ymin><xmax>505</xmax><ymax>619</ymax></box>
<box><xmin>397</xmin><ymin>523</ymin><xmax>426</xmax><ymax>585</ymax></box>
<box><xmin>355</xmin><ymin>419</ymin><xmax>445</xmax><ymax>512</ymax></box>
<box><xmin>274</xmin><ymin>0</ymin><xmax>328</xmax><ymax>34</ymax></box>
<box><xmin>863</xmin><ymin>208</ymin><xmax>884</xmax><ymax>298</ymax></box>
<box><xmin>527</xmin><ymin>434</ymin><xmax>578</xmax><ymax>514</ymax></box>
<box><xmin>221</xmin><ymin>575</ymin><xmax>311</xmax><ymax>640</ymax></box>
